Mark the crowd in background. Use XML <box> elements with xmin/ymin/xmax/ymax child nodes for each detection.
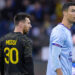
<box><xmin>0</xmin><ymin>0</ymin><xmax>75</xmax><ymax>58</ymax></box>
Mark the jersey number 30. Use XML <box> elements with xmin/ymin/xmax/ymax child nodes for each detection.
<box><xmin>4</xmin><ymin>47</ymin><xmax>19</xmax><ymax>64</ymax></box>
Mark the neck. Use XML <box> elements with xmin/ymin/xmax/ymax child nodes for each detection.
<box><xmin>61</xmin><ymin>17</ymin><xmax>73</xmax><ymax>29</ymax></box>
<box><xmin>14</xmin><ymin>26</ymin><xmax>23</xmax><ymax>34</ymax></box>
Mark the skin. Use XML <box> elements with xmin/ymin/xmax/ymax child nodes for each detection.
<box><xmin>62</xmin><ymin>6</ymin><xmax>75</xmax><ymax>29</ymax></box>
<box><xmin>14</xmin><ymin>17</ymin><xmax>32</xmax><ymax>34</ymax></box>
<box><xmin>23</xmin><ymin>17</ymin><xmax>32</xmax><ymax>34</ymax></box>
<box><xmin>67</xmin><ymin>6</ymin><xmax>75</xmax><ymax>23</ymax></box>
<box><xmin>56</xmin><ymin>69</ymin><xmax>63</xmax><ymax>75</ymax></box>
<box><xmin>72</xmin><ymin>34</ymin><xmax>75</xmax><ymax>45</ymax></box>
<box><xmin>57</xmin><ymin>5</ymin><xmax>75</xmax><ymax>75</ymax></box>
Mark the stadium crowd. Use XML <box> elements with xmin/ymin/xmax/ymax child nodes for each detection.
<box><xmin>0</xmin><ymin>0</ymin><xmax>75</xmax><ymax>58</ymax></box>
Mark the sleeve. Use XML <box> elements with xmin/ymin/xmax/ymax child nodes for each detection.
<box><xmin>51</xmin><ymin>29</ymin><xmax>66</xmax><ymax>71</ymax></box>
<box><xmin>22</xmin><ymin>37</ymin><xmax>34</xmax><ymax>75</ymax></box>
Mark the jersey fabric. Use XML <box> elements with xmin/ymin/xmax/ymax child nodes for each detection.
<box><xmin>72</xmin><ymin>63</ymin><xmax>75</xmax><ymax>75</ymax></box>
<box><xmin>46</xmin><ymin>23</ymin><xmax>73</xmax><ymax>75</ymax></box>
<box><xmin>0</xmin><ymin>32</ymin><xmax>34</xmax><ymax>75</ymax></box>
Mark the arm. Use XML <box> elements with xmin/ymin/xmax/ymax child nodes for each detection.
<box><xmin>56</xmin><ymin>68</ymin><xmax>63</xmax><ymax>75</ymax></box>
<box><xmin>22</xmin><ymin>36</ymin><xmax>34</xmax><ymax>75</ymax></box>
<box><xmin>51</xmin><ymin>45</ymin><xmax>63</xmax><ymax>75</ymax></box>
<box><xmin>51</xmin><ymin>29</ymin><xmax>66</xmax><ymax>75</ymax></box>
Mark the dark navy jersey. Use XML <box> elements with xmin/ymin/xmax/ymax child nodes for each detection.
<box><xmin>0</xmin><ymin>32</ymin><xmax>34</xmax><ymax>75</ymax></box>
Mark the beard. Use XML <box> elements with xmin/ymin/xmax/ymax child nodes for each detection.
<box><xmin>23</xmin><ymin>27</ymin><xmax>29</xmax><ymax>34</ymax></box>
<box><xmin>23</xmin><ymin>29</ymin><xmax>28</xmax><ymax>34</ymax></box>
<box><xmin>23</xmin><ymin>30</ymin><xmax>27</xmax><ymax>34</ymax></box>
<box><xmin>68</xmin><ymin>18</ymin><xmax>75</xmax><ymax>24</ymax></box>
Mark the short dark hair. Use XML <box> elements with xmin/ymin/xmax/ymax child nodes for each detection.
<box><xmin>62</xmin><ymin>2</ymin><xmax>75</xmax><ymax>11</ymax></box>
<box><xmin>14</xmin><ymin>12</ymin><xmax>30</xmax><ymax>25</ymax></box>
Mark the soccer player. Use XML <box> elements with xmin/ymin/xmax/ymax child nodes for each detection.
<box><xmin>46</xmin><ymin>2</ymin><xmax>75</xmax><ymax>75</ymax></box>
<box><xmin>0</xmin><ymin>13</ymin><xmax>34</xmax><ymax>75</ymax></box>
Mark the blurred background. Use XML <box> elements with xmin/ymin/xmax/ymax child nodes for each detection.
<box><xmin>0</xmin><ymin>0</ymin><xmax>75</xmax><ymax>75</ymax></box>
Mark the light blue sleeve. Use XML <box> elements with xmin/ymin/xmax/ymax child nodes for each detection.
<box><xmin>51</xmin><ymin>29</ymin><xmax>66</xmax><ymax>71</ymax></box>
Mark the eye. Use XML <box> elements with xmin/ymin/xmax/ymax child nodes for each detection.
<box><xmin>72</xmin><ymin>10</ymin><xmax>75</xmax><ymax>12</ymax></box>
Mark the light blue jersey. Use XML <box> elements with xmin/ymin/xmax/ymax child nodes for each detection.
<box><xmin>46</xmin><ymin>23</ymin><xmax>73</xmax><ymax>75</ymax></box>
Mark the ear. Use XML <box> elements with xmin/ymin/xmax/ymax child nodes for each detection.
<box><xmin>18</xmin><ymin>21</ymin><xmax>23</xmax><ymax>28</ymax></box>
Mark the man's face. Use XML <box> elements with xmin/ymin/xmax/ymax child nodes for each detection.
<box><xmin>67</xmin><ymin>6</ymin><xmax>75</xmax><ymax>23</ymax></box>
<box><xmin>22</xmin><ymin>17</ymin><xmax>32</xmax><ymax>34</ymax></box>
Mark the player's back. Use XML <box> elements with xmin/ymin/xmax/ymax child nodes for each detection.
<box><xmin>0</xmin><ymin>32</ymin><xmax>34</xmax><ymax>75</ymax></box>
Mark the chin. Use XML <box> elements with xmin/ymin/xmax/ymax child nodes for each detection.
<box><xmin>23</xmin><ymin>29</ymin><xmax>29</xmax><ymax>34</ymax></box>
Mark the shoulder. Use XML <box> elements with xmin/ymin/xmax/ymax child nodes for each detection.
<box><xmin>20</xmin><ymin>35</ymin><xmax>32</xmax><ymax>45</ymax></box>
<box><xmin>0</xmin><ymin>32</ymin><xmax>21</xmax><ymax>43</ymax></box>
<box><xmin>21</xmin><ymin>35</ymin><xmax>31</xmax><ymax>41</ymax></box>
<box><xmin>51</xmin><ymin>24</ymin><xmax>66</xmax><ymax>39</ymax></box>
<box><xmin>52</xmin><ymin>24</ymin><xmax>66</xmax><ymax>35</ymax></box>
<box><xmin>0</xmin><ymin>33</ymin><xmax>12</xmax><ymax>41</ymax></box>
<box><xmin>53</xmin><ymin>24</ymin><xmax>64</xmax><ymax>32</ymax></box>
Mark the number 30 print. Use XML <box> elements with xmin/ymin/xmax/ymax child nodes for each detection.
<box><xmin>4</xmin><ymin>47</ymin><xmax>19</xmax><ymax>64</ymax></box>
